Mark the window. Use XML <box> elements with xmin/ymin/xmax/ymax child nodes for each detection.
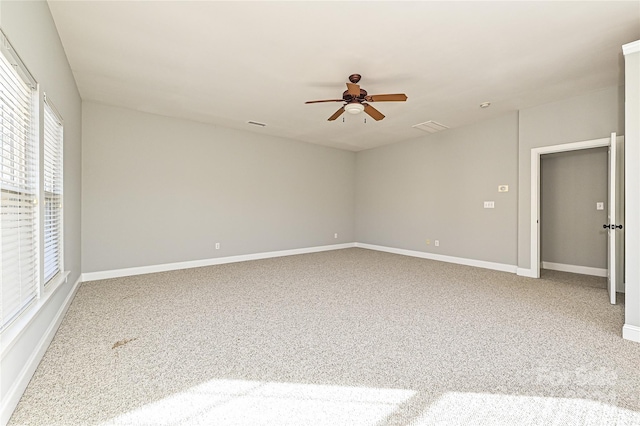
<box><xmin>43</xmin><ymin>96</ymin><xmax>63</xmax><ymax>284</ymax></box>
<box><xmin>0</xmin><ymin>31</ymin><xmax>39</xmax><ymax>330</ymax></box>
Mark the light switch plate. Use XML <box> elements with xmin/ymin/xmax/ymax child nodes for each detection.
<box><xmin>484</xmin><ymin>201</ymin><xmax>495</xmax><ymax>209</ymax></box>
<box><xmin>596</xmin><ymin>202</ymin><xmax>604</xmax><ymax>210</ymax></box>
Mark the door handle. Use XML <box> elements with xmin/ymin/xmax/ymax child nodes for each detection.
<box><xmin>603</xmin><ymin>224</ymin><xmax>623</xmax><ymax>230</ymax></box>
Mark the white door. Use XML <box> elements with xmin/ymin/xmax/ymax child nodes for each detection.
<box><xmin>607</xmin><ymin>132</ymin><xmax>622</xmax><ymax>304</ymax></box>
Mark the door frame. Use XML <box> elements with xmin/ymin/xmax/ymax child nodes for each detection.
<box><xmin>530</xmin><ymin>137</ymin><xmax>612</xmax><ymax>279</ymax></box>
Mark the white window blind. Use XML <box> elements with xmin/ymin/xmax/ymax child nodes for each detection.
<box><xmin>0</xmin><ymin>32</ymin><xmax>38</xmax><ymax>330</ymax></box>
<box><xmin>43</xmin><ymin>96</ymin><xmax>63</xmax><ymax>284</ymax></box>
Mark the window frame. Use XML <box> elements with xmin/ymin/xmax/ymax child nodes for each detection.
<box><xmin>0</xmin><ymin>29</ymin><xmax>40</xmax><ymax>331</ymax></box>
<box><xmin>42</xmin><ymin>93</ymin><xmax>64</xmax><ymax>286</ymax></box>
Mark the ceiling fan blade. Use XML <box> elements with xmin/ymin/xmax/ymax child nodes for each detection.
<box><xmin>305</xmin><ymin>99</ymin><xmax>344</xmax><ymax>104</ymax></box>
<box><xmin>365</xmin><ymin>94</ymin><xmax>408</xmax><ymax>102</ymax></box>
<box><xmin>363</xmin><ymin>103</ymin><xmax>385</xmax><ymax>121</ymax></box>
<box><xmin>346</xmin><ymin>83</ymin><xmax>360</xmax><ymax>96</ymax></box>
<box><xmin>328</xmin><ymin>107</ymin><xmax>345</xmax><ymax>121</ymax></box>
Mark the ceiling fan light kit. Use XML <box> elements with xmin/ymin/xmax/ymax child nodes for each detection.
<box><xmin>345</xmin><ymin>103</ymin><xmax>365</xmax><ymax>114</ymax></box>
<box><xmin>305</xmin><ymin>74</ymin><xmax>407</xmax><ymax>122</ymax></box>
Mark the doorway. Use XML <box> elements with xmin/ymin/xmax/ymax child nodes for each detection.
<box><xmin>530</xmin><ymin>134</ymin><xmax>624</xmax><ymax>303</ymax></box>
<box><xmin>540</xmin><ymin>147</ymin><xmax>608</xmax><ymax>277</ymax></box>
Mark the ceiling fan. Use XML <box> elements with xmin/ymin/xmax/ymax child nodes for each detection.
<box><xmin>305</xmin><ymin>74</ymin><xmax>407</xmax><ymax>121</ymax></box>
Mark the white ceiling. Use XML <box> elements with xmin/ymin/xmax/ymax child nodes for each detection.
<box><xmin>47</xmin><ymin>1</ymin><xmax>639</xmax><ymax>152</ymax></box>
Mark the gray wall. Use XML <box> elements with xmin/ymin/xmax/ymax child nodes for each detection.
<box><xmin>0</xmin><ymin>0</ymin><xmax>82</xmax><ymax>422</ymax></box>
<box><xmin>356</xmin><ymin>113</ymin><xmax>518</xmax><ymax>266</ymax></box>
<box><xmin>355</xmin><ymin>86</ymin><xmax>623</xmax><ymax>273</ymax></box>
<box><xmin>82</xmin><ymin>102</ymin><xmax>355</xmax><ymax>273</ymax></box>
<box><xmin>541</xmin><ymin>148</ymin><xmax>608</xmax><ymax>269</ymax></box>
<box><xmin>517</xmin><ymin>86</ymin><xmax>624</xmax><ymax>270</ymax></box>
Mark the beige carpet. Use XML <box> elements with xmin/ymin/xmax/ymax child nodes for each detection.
<box><xmin>9</xmin><ymin>248</ymin><xmax>640</xmax><ymax>425</ymax></box>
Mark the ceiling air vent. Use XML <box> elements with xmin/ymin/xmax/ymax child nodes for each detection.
<box><xmin>412</xmin><ymin>120</ymin><xmax>449</xmax><ymax>134</ymax></box>
<box><xmin>247</xmin><ymin>121</ymin><xmax>267</xmax><ymax>127</ymax></box>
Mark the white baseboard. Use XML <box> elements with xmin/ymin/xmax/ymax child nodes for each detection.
<box><xmin>82</xmin><ymin>243</ymin><xmax>357</xmax><ymax>282</ymax></box>
<box><xmin>355</xmin><ymin>243</ymin><xmax>517</xmax><ymax>274</ymax></box>
<box><xmin>83</xmin><ymin>242</ymin><xmax>518</xmax><ymax>281</ymax></box>
<box><xmin>1</xmin><ymin>276</ymin><xmax>82</xmax><ymax>426</ymax></box>
<box><xmin>622</xmin><ymin>324</ymin><xmax>640</xmax><ymax>343</ymax></box>
<box><xmin>542</xmin><ymin>261</ymin><xmax>608</xmax><ymax>277</ymax></box>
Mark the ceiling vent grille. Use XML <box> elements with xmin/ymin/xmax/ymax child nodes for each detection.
<box><xmin>412</xmin><ymin>120</ymin><xmax>449</xmax><ymax>134</ymax></box>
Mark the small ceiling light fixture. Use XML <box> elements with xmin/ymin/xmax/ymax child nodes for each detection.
<box><xmin>480</xmin><ymin>102</ymin><xmax>491</xmax><ymax>109</ymax></box>
<box><xmin>345</xmin><ymin>103</ymin><xmax>365</xmax><ymax>115</ymax></box>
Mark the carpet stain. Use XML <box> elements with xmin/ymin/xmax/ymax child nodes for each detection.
<box><xmin>112</xmin><ymin>337</ymin><xmax>137</xmax><ymax>349</ymax></box>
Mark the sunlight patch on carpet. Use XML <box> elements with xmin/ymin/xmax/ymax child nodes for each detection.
<box><xmin>411</xmin><ymin>391</ymin><xmax>640</xmax><ymax>425</ymax></box>
<box><xmin>102</xmin><ymin>379</ymin><xmax>416</xmax><ymax>425</ymax></box>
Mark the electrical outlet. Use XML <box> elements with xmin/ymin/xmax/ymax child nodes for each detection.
<box><xmin>426</xmin><ymin>239</ymin><xmax>430</xmax><ymax>245</ymax></box>
<box><xmin>334</xmin><ymin>233</ymin><xmax>338</xmax><ymax>239</ymax></box>
<box><xmin>215</xmin><ymin>242</ymin><xmax>220</xmax><ymax>250</ymax></box>
<box><xmin>435</xmin><ymin>240</ymin><xmax>439</xmax><ymax>247</ymax></box>
<box><xmin>498</xmin><ymin>185</ymin><xmax>509</xmax><ymax>193</ymax></box>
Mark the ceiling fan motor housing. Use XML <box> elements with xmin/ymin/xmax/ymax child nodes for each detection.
<box><xmin>342</xmin><ymin>88</ymin><xmax>368</xmax><ymax>103</ymax></box>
